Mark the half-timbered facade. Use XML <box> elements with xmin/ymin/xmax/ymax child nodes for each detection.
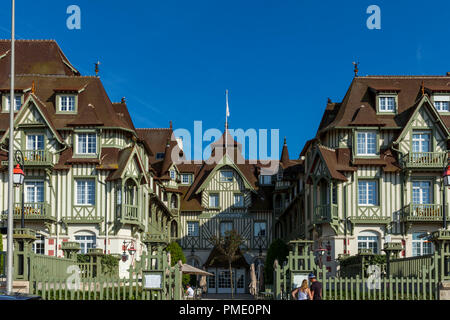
<box><xmin>279</xmin><ymin>75</ymin><xmax>450</xmax><ymax>275</ymax></box>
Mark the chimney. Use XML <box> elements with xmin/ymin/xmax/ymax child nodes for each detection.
<box><xmin>446</xmin><ymin>72</ymin><xmax>450</xmax><ymax>76</ymax></box>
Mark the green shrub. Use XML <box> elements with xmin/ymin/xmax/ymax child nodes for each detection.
<box><xmin>165</xmin><ymin>241</ymin><xmax>190</xmax><ymax>285</ymax></box>
<box><xmin>264</xmin><ymin>239</ymin><xmax>289</xmax><ymax>284</ymax></box>
<box><xmin>101</xmin><ymin>254</ymin><xmax>120</xmax><ymax>276</ymax></box>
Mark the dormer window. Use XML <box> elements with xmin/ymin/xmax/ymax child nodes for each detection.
<box><xmin>260</xmin><ymin>175</ymin><xmax>272</xmax><ymax>185</ymax></box>
<box><xmin>181</xmin><ymin>174</ymin><xmax>193</xmax><ymax>185</ymax></box>
<box><xmin>57</xmin><ymin>94</ymin><xmax>77</xmax><ymax>112</ymax></box>
<box><xmin>170</xmin><ymin>170</ymin><xmax>176</xmax><ymax>180</ymax></box>
<box><xmin>76</xmin><ymin>132</ymin><xmax>97</xmax><ymax>155</ymax></box>
<box><xmin>378</xmin><ymin>95</ymin><xmax>396</xmax><ymax>113</ymax></box>
<box><xmin>433</xmin><ymin>95</ymin><xmax>450</xmax><ymax>112</ymax></box>
<box><xmin>3</xmin><ymin>94</ymin><xmax>22</xmax><ymax>112</ymax></box>
<box><xmin>220</xmin><ymin>170</ymin><xmax>233</xmax><ymax>182</ymax></box>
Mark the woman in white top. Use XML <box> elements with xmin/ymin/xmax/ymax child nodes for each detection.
<box><xmin>291</xmin><ymin>280</ymin><xmax>312</xmax><ymax>300</ymax></box>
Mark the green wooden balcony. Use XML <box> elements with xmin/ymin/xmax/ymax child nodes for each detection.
<box><xmin>1</xmin><ymin>202</ymin><xmax>55</xmax><ymax>221</ymax></box>
<box><xmin>401</xmin><ymin>152</ymin><xmax>447</xmax><ymax>169</ymax></box>
<box><xmin>313</xmin><ymin>204</ymin><xmax>338</xmax><ymax>224</ymax></box>
<box><xmin>1</xmin><ymin>150</ymin><xmax>53</xmax><ymax>167</ymax></box>
<box><xmin>402</xmin><ymin>203</ymin><xmax>445</xmax><ymax>222</ymax></box>
<box><xmin>119</xmin><ymin>204</ymin><xmax>139</xmax><ymax>224</ymax></box>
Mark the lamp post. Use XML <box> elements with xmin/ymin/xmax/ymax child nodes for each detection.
<box><xmin>13</xmin><ymin>150</ymin><xmax>25</xmax><ymax>228</ymax></box>
<box><xmin>121</xmin><ymin>240</ymin><xmax>136</xmax><ymax>262</ymax></box>
<box><xmin>442</xmin><ymin>165</ymin><xmax>450</xmax><ymax>230</ymax></box>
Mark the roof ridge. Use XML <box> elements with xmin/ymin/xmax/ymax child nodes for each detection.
<box><xmin>359</xmin><ymin>75</ymin><xmax>450</xmax><ymax>79</ymax></box>
<box><xmin>0</xmin><ymin>39</ymin><xmax>57</xmax><ymax>42</ymax></box>
<box><xmin>14</xmin><ymin>74</ymin><xmax>97</xmax><ymax>78</ymax></box>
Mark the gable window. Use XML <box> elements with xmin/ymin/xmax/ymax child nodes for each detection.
<box><xmin>59</xmin><ymin>95</ymin><xmax>76</xmax><ymax>112</ymax></box>
<box><xmin>77</xmin><ymin>133</ymin><xmax>97</xmax><ymax>155</ymax></box>
<box><xmin>356</xmin><ymin>131</ymin><xmax>377</xmax><ymax>155</ymax></box>
<box><xmin>357</xmin><ymin>231</ymin><xmax>379</xmax><ymax>254</ymax></box>
<box><xmin>412</xmin><ymin>131</ymin><xmax>430</xmax><ymax>153</ymax></box>
<box><xmin>433</xmin><ymin>96</ymin><xmax>450</xmax><ymax>112</ymax></box>
<box><xmin>25</xmin><ymin>180</ymin><xmax>44</xmax><ymax>203</ymax></box>
<box><xmin>220</xmin><ymin>170</ymin><xmax>233</xmax><ymax>182</ymax></box>
<box><xmin>378</xmin><ymin>96</ymin><xmax>396</xmax><ymax>112</ymax></box>
<box><xmin>209</xmin><ymin>193</ymin><xmax>219</xmax><ymax>208</ymax></box>
<box><xmin>254</xmin><ymin>221</ymin><xmax>267</xmax><ymax>237</ymax></box>
<box><xmin>412</xmin><ymin>232</ymin><xmax>434</xmax><ymax>256</ymax></box>
<box><xmin>234</xmin><ymin>194</ymin><xmax>244</xmax><ymax>207</ymax></box>
<box><xmin>181</xmin><ymin>174</ymin><xmax>192</xmax><ymax>185</ymax></box>
<box><xmin>220</xmin><ymin>221</ymin><xmax>233</xmax><ymax>237</ymax></box>
<box><xmin>170</xmin><ymin>170</ymin><xmax>176</xmax><ymax>180</ymax></box>
<box><xmin>412</xmin><ymin>181</ymin><xmax>432</xmax><ymax>213</ymax></box>
<box><xmin>358</xmin><ymin>180</ymin><xmax>377</xmax><ymax>206</ymax></box>
<box><xmin>26</xmin><ymin>134</ymin><xmax>44</xmax><ymax>150</ymax></box>
<box><xmin>75</xmin><ymin>179</ymin><xmax>95</xmax><ymax>205</ymax></box>
<box><xmin>4</xmin><ymin>94</ymin><xmax>22</xmax><ymax>111</ymax></box>
<box><xmin>187</xmin><ymin>221</ymin><xmax>199</xmax><ymax>237</ymax></box>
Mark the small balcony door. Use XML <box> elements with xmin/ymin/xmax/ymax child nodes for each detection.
<box><xmin>412</xmin><ymin>181</ymin><xmax>431</xmax><ymax>205</ymax></box>
<box><xmin>412</xmin><ymin>131</ymin><xmax>431</xmax><ymax>153</ymax></box>
<box><xmin>26</xmin><ymin>134</ymin><xmax>45</xmax><ymax>161</ymax></box>
<box><xmin>24</xmin><ymin>181</ymin><xmax>44</xmax><ymax>203</ymax></box>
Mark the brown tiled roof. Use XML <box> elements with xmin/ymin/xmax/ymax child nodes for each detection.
<box><xmin>0</xmin><ymin>40</ymin><xmax>79</xmax><ymax>82</ymax></box>
<box><xmin>319</xmin><ymin>76</ymin><xmax>450</xmax><ymax>132</ymax></box>
<box><xmin>317</xmin><ymin>145</ymin><xmax>350</xmax><ymax>181</ymax></box>
<box><xmin>349</xmin><ymin>105</ymin><xmax>384</xmax><ymax>127</ymax></box>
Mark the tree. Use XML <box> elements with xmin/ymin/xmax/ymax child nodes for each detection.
<box><xmin>209</xmin><ymin>229</ymin><xmax>244</xmax><ymax>299</ymax></box>
<box><xmin>265</xmin><ymin>239</ymin><xmax>289</xmax><ymax>284</ymax></box>
<box><xmin>166</xmin><ymin>241</ymin><xmax>190</xmax><ymax>285</ymax></box>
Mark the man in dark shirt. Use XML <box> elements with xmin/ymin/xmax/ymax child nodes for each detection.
<box><xmin>309</xmin><ymin>273</ymin><xmax>322</xmax><ymax>300</ymax></box>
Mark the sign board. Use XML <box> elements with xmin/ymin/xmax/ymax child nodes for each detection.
<box><xmin>291</xmin><ymin>273</ymin><xmax>309</xmax><ymax>291</ymax></box>
<box><xmin>143</xmin><ymin>271</ymin><xmax>163</xmax><ymax>290</ymax></box>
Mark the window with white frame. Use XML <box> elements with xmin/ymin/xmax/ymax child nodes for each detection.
<box><xmin>4</xmin><ymin>94</ymin><xmax>22</xmax><ymax>111</ymax></box>
<box><xmin>220</xmin><ymin>170</ymin><xmax>233</xmax><ymax>182</ymax></box>
<box><xmin>170</xmin><ymin>170</ymin><xmax>176</xmax><ymax>180</ymax></box>
<box><xmin>358</xmin><ymin>180</ymin><xmax>377</xmax><ymax>206</ymax></box>
<box><xmin>357</xmin><ymin>231</ymin><xmax>379</xmax><ymax>254</ymax></box>
<box><xmin>181</xmin><ymin>174</ymin><xmax>192</xmax><ymax>185</ymax></box>
<box><xmin>412</xmin><ymin>181</ymin><xmax>432</xmax><ymax>205</ymax></box>
<box><xmin>220</xmin><ymin>221</ymin><xmax>233</xmax><ymax>237</ymax></box>
<box><xmin>433</xmin><ymin>95</ymin><xmax>450</xmax><ymax>112</ymax></box>
<box><xmin>209</xmin><ymin>193</ymin><xmax>219</xmax><ymax>208</ymax></box>
<box><xmin>357</xmin><ymin>131</ymin><xmax>377</xmax><ymax>155</ymax></box>
<box><xmin>412</xmin><ymin>232</ymin><xmax>434</xmax><ymax>256</ymax></box>
<box><xmin>26</xmin><ymin>134</ymin><xmax>44</xmax><ymax>151</ymax></box>
<box><xmin>77</xmin><ymin>133</ymin><xmax>97</xmax><ymax>155</ymax></box>
<box><xmin>378</xmin><ymin>96</ymin><xmax>396</xmax><ymax>112</ymax></box>
<box><xmin>59</xmin><ymin>95</ymin><xmax>76</xmax><ymax>112</ymax></box>
<box><xmin>24</xmin><ymin>181</ymin><xmax>44</xmax><ymax>203</ymax></box>
<box><xmin>187</xmin><ymin>221</ymin><xmax>199</xmax><ymax>237</ymax></box>
<box><xmin>254</xmin><ymin>221</ymin><xmax>267</xmax><ymax>237</ymax></box>
<box><xmin>412</xmin><ymin>131</ymin><xmax>431</xmax><ymax>153</ymax></box>
<box><xmin>75</xmin><ymin>234</ymin><xmax>96</xmax><ymax>254</ymax></box>
<box><xmin>234</xmin><ymin>194</ymin><xmax>244</xmax><ymax>207</ymax></box>
<box><xmin>75</xmin><ymin>179</ymin><xmax>95</xmax><ymax>205</ymax></box>
<box><xmin>32</xmin><ymin>233</ymin><xmax>45</xmax><ymax>255</ymax></box>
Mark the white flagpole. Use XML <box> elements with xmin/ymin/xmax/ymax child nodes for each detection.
<box><xmin>225</xmin><ymin>89</ymin><xmax>228</xmax><ymax>151</ymax></box>
<box><xmin>6</xmin><ymin>0</ymin><xmax>15</xmax><ymax>295</ymax></box>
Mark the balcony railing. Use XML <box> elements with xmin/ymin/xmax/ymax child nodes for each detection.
<box><xmin>2</xmin><ymin>202</ymin><xmax>54</xmax><ymax>221</ymax></box>
<box><xmin>403</xmin><ymin>203</ymin><xmax>444</xmax><ymax>222</ymax></box>
<box><xmin>313</xmin><ymin>204</ymin><xmax>338</xmax><ymax>224</ymax></box>
<box><xmin>120</xmin><ymin>204</ymin><xmax>139</xmax><ymax>221</ymax></box>
<box><xmin>401</xmin><ymin>152</ymin><xmax>447</xmax><ymax>169</ymax></box>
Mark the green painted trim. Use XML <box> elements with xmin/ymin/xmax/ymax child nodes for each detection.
<box><xmin>353</xmin><ymin>129</ymin><xmax>380</xmax><ymax>159</ymax></box>
<box><xmin>54</xmin><ymin>94</ymin><xmax>78</xmax><ymax>115</ymax></box>
<box><xmin>72</xmin><ymin>129</ymin><xmax>100</xmax><ymax>158</ymax></box>
<box><xmin>375</xmin><ymin>93</ymin><xmax>398</xmax><ymax>115</ymax></box>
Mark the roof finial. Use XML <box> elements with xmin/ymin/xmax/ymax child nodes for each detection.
<box><xmin>284</xmin><ymin>137</ymin><xmax>287</xmax><ymax>145</ymax></box>
<box><xmin>121</xmin><ymin>97</ymin><xmax>126</xmax><ymax>103</ymax></box>
<box><xmin>95</xmin><ymin>61</ymin><xmax>100</xmax><ymax>77</ymax></box>
<box><xmin>31</xmin><ymin>81</ymin><xmax>35</xmax><ymax>94</ymax></box>
<box><xmin>169</xmin><ymin>120</ymin><xmax>173</xmax><ymax>129</ymax></box>
<box><xmin>352</xmin><ymin>61</ymin><xmax>359</xmax><ymax>77</ymax></box>
<box><xmin>421</xmin><ymin>80</ymin><xmax>425</xmax><ymax>96</ymax></box>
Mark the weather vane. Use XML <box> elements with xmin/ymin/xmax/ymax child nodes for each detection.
<box><xmin>352</xmin><ymin>61</ymin><xmax>359</xmax><ymax>77</ymax></box>
<box><xmin>95</xmin><ymin>61</ymin><xmax>101</xmax><ymax>77</ymax></box>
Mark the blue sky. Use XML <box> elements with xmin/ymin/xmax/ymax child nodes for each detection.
<box><xmin>1</xmin><ymin>0</ymin><xmax>450</xmax><ymax>160</ymax></box>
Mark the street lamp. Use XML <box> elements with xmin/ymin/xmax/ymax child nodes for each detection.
<box><xmin>121</xmin><ymin>240</ymin><xmax>136</xmax><ymax>261</ymax></box>
<box><xmin>442</xmin><ymin>165</ymin><xmax>450</xmax><ymax>230</ymax></box>
<box><xmin>13</xmin><ymin>150</ymin><xmax>25</xmax><ymax>228</ymax></box>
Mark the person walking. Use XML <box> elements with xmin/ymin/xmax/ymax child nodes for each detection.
<box><xmin>309</xmin><ymin>273</ymin><xmax>322</xmax><ymax>300</ymax></box>
<box><xmin>291</xmin><ymin>279</ymin><xmax>312</xmax><ymax>300</ymax></box>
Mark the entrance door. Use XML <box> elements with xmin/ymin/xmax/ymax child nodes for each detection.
<box><xmin>207</xmin><ymin>268</ymin><xmax>216</xmax><ymax>293</ymax></box>
<box><xmin>235</xmin><ymin>269</ymin><xmax>245</xmax><ymax>294</ymax></box>
<box><xmin>217</xmin><ymin>268</ymin><xmax>233</xmax><ymax>293</ymax></box>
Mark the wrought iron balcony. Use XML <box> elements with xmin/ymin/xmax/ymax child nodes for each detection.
<box><xmin>1</xmin><ymin>202</ymin><xmax>55</xmax><ymax>221</ymax></box>
<box><xmin>313</xmin><ymin>204</ymin><xmax>338</xmax><ymax>224</ymax></box>
<box><xmin>402</xmin><ymin>203</ymin><xmax>445</xmax><ymax>222</ymax></box>
<box><xmin>401</xmin><ymin>152</ymin><xmax>447</xmax><ymax>169</ymax></box>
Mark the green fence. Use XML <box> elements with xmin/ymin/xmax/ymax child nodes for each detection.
<box><xmin>273</xmin><ymin>231</ymin><xmax>450</xmax><ymax>300</ymax></box>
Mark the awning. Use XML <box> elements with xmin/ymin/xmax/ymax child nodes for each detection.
<box><xmin>181</xmin><ymin>264</ymin><xmax>214</xmax><ymax>276</ymax></box>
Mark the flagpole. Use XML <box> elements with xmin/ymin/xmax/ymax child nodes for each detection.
<box><xmin>6</xmin><ymin>0</ymin><xmax>15</xmax><ymax>295</ymax></box>
<box><xmin>225</xmin><ymin>90</ymin><xmax>228</xmax><ymax>152</ymax></box>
